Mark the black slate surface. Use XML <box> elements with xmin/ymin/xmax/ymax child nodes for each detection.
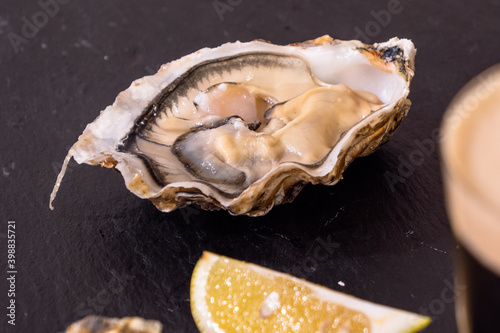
<box><xmin>2</xmin><ymin>0</ymin><xmax>500</xmax><ymax>332</ymax></box>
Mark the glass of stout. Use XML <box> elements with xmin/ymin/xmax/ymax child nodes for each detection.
<box><xmin>441</xmin><ymin>64</ymin><xmax>500</xmax><ymax>332</ymax></box>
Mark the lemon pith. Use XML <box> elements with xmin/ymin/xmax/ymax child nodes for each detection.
<box><xmin>191</xmin><ymin>252</ymin><xmax>431</xmax><ymax>333</ymax></box>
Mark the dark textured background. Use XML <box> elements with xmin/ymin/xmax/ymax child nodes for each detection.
<box><xmin>2</xmin><ymin>0</ymin><xmax>500</xmax><ymax>332</ymax></box>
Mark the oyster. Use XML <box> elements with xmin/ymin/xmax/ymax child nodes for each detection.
<box><xmin>65</xmin><ymin>315</ymin><xmax>162</xmax><ymax>333</ymax></box>
<box><xmin>50</xmin><ymin>35</ymin><xmax>415</xmax><ymax>216</ymax></box>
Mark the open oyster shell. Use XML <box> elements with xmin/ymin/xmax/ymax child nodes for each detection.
<box><xmin>51</xmin><ymin>35</ymin><xmax>415</xmax><ymax>216</ymax></box>
<box><xmin>65</xmin><ymin>315</ymin><xmax>162</xmax><ymax>333</ymax></box>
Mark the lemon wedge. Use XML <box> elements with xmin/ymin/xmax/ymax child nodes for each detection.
<box><xmin>191</xmin><ymin>252</ymin><xmax>430</xmax><ymax>333</ymax></box>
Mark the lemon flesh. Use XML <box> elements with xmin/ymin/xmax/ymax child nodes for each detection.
<box><xmin>191</xmin><ymin>252</ymin><xmax>431</xmax><ymax>333</ymax></box>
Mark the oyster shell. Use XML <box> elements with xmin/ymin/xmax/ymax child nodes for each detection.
<box><xmin>65</xmin><ymin>315</ymin><xmax>162</xmax><ymax>333</ymax></box>
<box><xmin>50</xmin><ymin>35</ymin><xmax>415</xmax><ymax>216</ymax></box>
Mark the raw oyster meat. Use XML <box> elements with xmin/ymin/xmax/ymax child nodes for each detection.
<box><xmin>65</xmin><ymin>315</ymin><xmax>162</xmax><ymax>333</ymax></box>
<box><xmin>51</xmin><ymin>35</ymin><xmax>415</xmax><ymax>216</ymax></box>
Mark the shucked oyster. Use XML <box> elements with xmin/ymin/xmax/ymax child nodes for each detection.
<box><xmin>51</xmin><ymin>35</ymin><xmax>415</xmax><ymax>216</ymax></box>
<box><xmin>65</xmin><ymin>315</ymin><xmax>162</xmax><ymax>333</ymax></box>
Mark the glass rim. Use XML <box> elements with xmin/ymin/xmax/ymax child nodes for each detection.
<box><xmin>440</xmin><ymin>63</ymin><xmax>500</xmax><ymax>219</ymax></box>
